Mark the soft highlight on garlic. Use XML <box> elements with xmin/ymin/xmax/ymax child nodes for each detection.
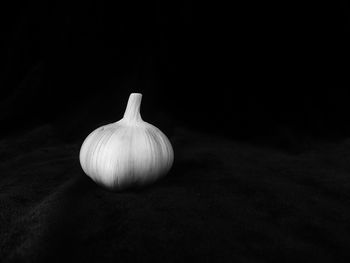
<box><xmin>79</xmin><ymin>93</ymin><xmax>174</xmax><ymax>191</ymax></box>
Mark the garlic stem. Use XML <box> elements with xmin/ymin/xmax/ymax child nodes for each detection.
<box><xmin>123</xmin><ymin>93</ymin><xmax>142</xmax><ymax>122</ymax></box>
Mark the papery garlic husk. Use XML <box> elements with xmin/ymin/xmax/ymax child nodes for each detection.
<box><xmin>79</xmin><ymin>93</ymin><xmax>174</xmax><ymax>191</ymax></box>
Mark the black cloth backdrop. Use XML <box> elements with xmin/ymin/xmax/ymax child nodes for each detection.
<box><xmin>1</xmin><ymin>1</ymin><xmax>350</xmax><ymax>262</ymax></box>
<box><xmin>0</xmin><ymin>0</ymin><xmax>349</xmax><ymax>141</ymax></box>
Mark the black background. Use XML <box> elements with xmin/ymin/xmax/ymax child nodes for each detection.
<box><xmin>1</xmin><ymin>1</ymin><xmax>350</xmax><ymax>262</ymax></box>
<box><xmin>0</xmin><ymin>0</ymin><xmax>349</xmax><ymax>143</ymax></box>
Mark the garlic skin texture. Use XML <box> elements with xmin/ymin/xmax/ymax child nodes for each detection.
<box><xmin>79</xmin><ymin>93</ymin><xmax>174</xmax><ymax>191</ymax></box>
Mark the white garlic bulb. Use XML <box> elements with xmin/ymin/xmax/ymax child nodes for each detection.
<box><xmin>79</xmin><ymin>93</ymin><xmax>174</xmax><ymax>191</ymax></box>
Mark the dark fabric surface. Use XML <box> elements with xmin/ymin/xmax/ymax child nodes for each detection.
<box><xmin>1</xmin><ymin>124</ymin><xmax>350</xmax><ymax>263</ymax></box>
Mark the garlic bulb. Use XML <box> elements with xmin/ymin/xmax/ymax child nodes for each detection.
<box><xmin>79</xmin><ymin>93</ymin><xmax>174</xmax><ymax>191</ymax></box>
